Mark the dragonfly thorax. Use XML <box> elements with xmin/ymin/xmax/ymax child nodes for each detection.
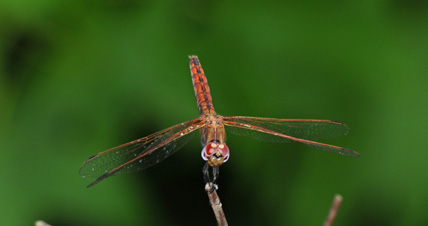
<box><xmin>201</xmin><ymin>142</ymin><xmax>230</xmax><ymax>167</ymax></box>
<box><xmin>200</xmin><ymin>113</ymin><xmax>226</xmax><ymax>146</ymax></box>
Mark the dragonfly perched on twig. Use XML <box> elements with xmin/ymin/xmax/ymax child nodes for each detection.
<box><xmin>80</xmin><ymin>56</ymin><xmax>359</xmax><ymax>187</ymax></box>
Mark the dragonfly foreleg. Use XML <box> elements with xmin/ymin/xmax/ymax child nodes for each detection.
<box><xmin>203</xmin><ymin>162</ymin><xmax>220</xmax><ymax>188</ymax></box>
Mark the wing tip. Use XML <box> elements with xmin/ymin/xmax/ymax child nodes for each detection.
<box><xmin>85</xmin><ymin>173</ymin><xmax>111</xmax><ymax>188</ymax></box>
<box><xmin>86</xmin><ymin>181</ymin><xmax>98</xmax><ymax>188</ymax></box>
<box><xmin>330</xmin><ymin>120</ymin><xmax>349</xmax><ymax>127</ymax></box>
<box><xmin>340</xmin><ymin>147</ymin><xmax>360</xmax><ymax>157</ymax></box>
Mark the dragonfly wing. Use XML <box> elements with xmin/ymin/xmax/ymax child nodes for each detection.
<box><xmin>80</xmin><ymin>118</ymin><xmax>204</xmax><ymax>187</ymax></box>
<box><xmin>223</xmin><ymin>116</ymin><xmax>359</xmax><ymax>157</ymax></box>
<box><xmin>223</xmin><ymin>116</ymin><xmax>350</xmax><ymax>142</ymax></box>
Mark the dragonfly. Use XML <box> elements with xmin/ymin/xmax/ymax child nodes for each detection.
<box><xmin>80</xmin><ymin>56</ymin><xmax>359</xmax><ymax>187</ymax></box>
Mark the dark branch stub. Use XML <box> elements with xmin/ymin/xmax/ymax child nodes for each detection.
<box><xmin>323</xmin><ymin>194</ymin><xmax>343</xmax><ymax>226</ymax></box>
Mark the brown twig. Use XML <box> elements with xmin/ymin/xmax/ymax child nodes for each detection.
<box><xmin>323</xmin><ymin>194</ymin><xmax>343</xmax><ymax>226</ymax></box>
<box><xmin>205</xmin><ymin>183</ymin><xmax>228</xmax><ymax>226</ymax></box>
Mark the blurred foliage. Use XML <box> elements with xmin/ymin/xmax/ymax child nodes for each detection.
<box><xmin>1</xmin><ymin>0</ymin><xmax>428</xmax><ymax>225</ymax></box>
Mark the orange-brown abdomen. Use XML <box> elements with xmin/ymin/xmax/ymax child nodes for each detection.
<box><xmin>189</xmin><ymin>56</ymin><xmax>215</xmax><ymax>115</ymax></box>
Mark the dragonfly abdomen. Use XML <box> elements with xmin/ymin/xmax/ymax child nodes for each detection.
<box><xmin>189</xmin><ymin>56</ymin><xmax>215</xmax><ymax>115</ymax></box>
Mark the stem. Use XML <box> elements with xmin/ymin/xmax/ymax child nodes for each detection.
<box><xmin>323</xmin><ymin>194</ymin><xmax>343</xmax><ymax>226</ymax></box>
<box><xmin>205</xmin><ymin>182</ymin><xmax>228</xmax><ymax>226</ymax></box>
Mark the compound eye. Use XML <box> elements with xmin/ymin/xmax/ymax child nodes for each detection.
<box><xmin>218</xmin><ymin>144</ymin><xmax>230</xmax><ymax>162</ymax></box>
<box><xmin>201</xmin><ymin>143</ymin><xmax>218</xmax><ymax>161</ymax></box>
<box><xmin>206</xmin><ymin>143</ymin><xmax>218</xmax><ymax>155</ymax></box>
<box><xmin>223</xmin><ymin>154</ymin><xmax>229</xmax><ymax>162</ymax></box>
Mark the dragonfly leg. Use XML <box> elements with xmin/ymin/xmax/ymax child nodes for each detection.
<box><xmin>203</xmin><ymin>162</ymin><xmax>220</xmax><ymax>188</ymax></box>
<box><xmin>212</xmin><ymin>166</ymin><xmax>220</xmax><ymax>182</ymax></box>
<box><xmin>203</xmin><ymin>162</ymin><xmax>211</xmax><ymax>183</ymax></box>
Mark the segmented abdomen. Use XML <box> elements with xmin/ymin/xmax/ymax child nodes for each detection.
<box><xmin>189</xmin><ymin>56</ymin><xmax>215</xmax><ymax>115</ymax></box>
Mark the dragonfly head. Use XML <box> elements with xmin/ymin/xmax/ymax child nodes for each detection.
<box><xmin>202</xmin><ymin>142</ymin><xmax>230</xmax><ymax>167</ymax></box>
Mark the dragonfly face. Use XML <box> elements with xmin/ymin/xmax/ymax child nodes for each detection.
<box><xmin>201</xmin><ymin>142</ymin><xmax>230</xmax><ymax>167</ymax></box>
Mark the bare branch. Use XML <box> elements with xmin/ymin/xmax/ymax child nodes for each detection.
<box><xmin>323</xmin><ymin>194</ymin><xmax>343</xmax><ymax>226</ymax></box>
<box><xmin>205</xmin><ymin>183</ymin><xmax>228</xmax><ymax>226</ymax></box>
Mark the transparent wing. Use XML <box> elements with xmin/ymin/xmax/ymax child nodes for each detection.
<box><xmin>223</xmin><ymin>116</ymin><xmax>359</xmax><ymax>157</ymax></box>
<box><xmin>80</xmin><ymin>118</ymin><xmax>204</xmax><ymax>187</ymax></box>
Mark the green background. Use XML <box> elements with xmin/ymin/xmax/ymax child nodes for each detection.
<box><xmin>1</xmin><ymin>0</ymin><xmax>427</xmax><ymax>225</ymax></box>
